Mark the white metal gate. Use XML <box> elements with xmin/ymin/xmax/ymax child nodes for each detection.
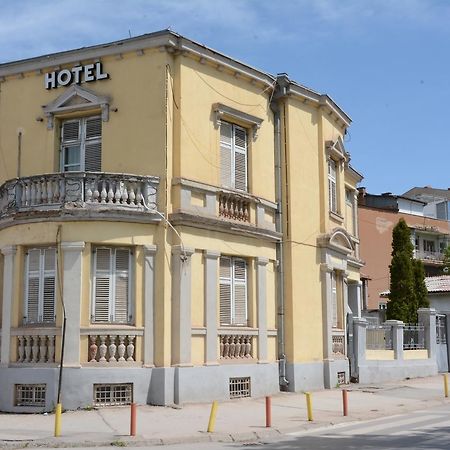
<box><xmin>436</xmin><ymin>314</ymin><xmax>448</xmax><ymax>373</ymax></box>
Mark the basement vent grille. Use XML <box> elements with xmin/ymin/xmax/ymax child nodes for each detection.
<box><xmin>93</xmin><ymin>383</ymin><xmax>133</xmax><ymax>406</ymax></box>
<box><xmin>229</xmin><ymin>377</ymin><xmax>251</xmax><ymax>399</ymax></box>
<box><xmin>15</xmin><ymin>384</ymin><xmax>46</xmax><ymax>407</ymax></box>
<box><xmin>337</xmin><ymin>371</ymin><xmax>346</xmax><ymax>385</ymax></box>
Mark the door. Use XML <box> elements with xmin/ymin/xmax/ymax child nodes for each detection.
<box><xmin>436</xmin><ymin>314</ymin><xmax>449</xmax><ymax>372</ymax></box>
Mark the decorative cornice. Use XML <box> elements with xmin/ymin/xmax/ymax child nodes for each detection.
<box><xmin>1</xmin><ymin>245</ymin><xmax>17</xmax><ymax>256</ymax></box>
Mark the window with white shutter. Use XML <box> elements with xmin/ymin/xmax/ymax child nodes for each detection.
<box><xmin>61</xmin><ymin>116</ymin><xmax>101</xmax><ymax>172</ymax></box>
<box><xmin>24</xmin><ymin>248</ymin><xmax>56</xmax><ymax>324</ymax></box>
<box><xmin>219</xmin><ymin>256</ymin><xmax>248</xmax><ymax>326</ymax></box>
<box><xmin>328</xmin><ymin>159</ymin><xmax>338</xmax><ymax>213</ymax></box>
<box><xmin>92</xmin><ymin>247</ymin><xmax>132</xmax><ymax>324</ymax></box>
<box><xmin>220</xmin><ymin>122</ymin><xmax>248</xmax><ymax>192</ymax></box>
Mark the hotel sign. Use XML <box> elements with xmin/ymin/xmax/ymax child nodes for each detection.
<box><xmin>45</xmin><ymin>62</ymin><xmax>109</xmax><ymax>89</ymax></box>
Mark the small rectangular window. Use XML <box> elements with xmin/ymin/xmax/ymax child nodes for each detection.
<box><xmin>61</xmin><ymin>116</ymin><xmax>102</xmax><ymax>172</ymax></box>
<box><xmin>93</xmin><ymin>383</ymin><xmax>133</xmax><ymax>406</ymax></box>
<box><xmin>220</xmin><ymin>121</ymin><xmax>248</xmax><ymax>192</ymax></box>
<box><xmin>92</xmin><ymin>247</ymin><xmax>132</xmax><ymax>324</ymax></box>
<box><xmin>24</xmin><ymin>248</ymin><xmax>56</xmax><ymax>324</ymax></box>
<box><xmin>15</xmin><ymin>384</ymin><xmax>46</xmax><ymax>407</ymax></box>
<box><xmin>219</xmin><ymin>256</ymin><xmax>248</xmax><ymax>326</ymax></box>
<box><xmin>229</xmin><ymin>377</ymin><xmax>251</xmax><ymax>399</ymax></box>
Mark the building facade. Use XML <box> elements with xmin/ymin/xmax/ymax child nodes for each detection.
<box><xmin>0</xmin><ymin>30</ymin><xmax>362</xmax><ymax>412</ymax></box>
<box><xmin>358</xmin><ymin>190</ymin><xmax>450</xmax><ymax>313</ymax></box>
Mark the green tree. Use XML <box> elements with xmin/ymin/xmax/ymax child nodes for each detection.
<box><xmin>413</xmin><ymin>259</ymin><xmax>429</xmax><ymax>311</ymax></box>
<box><xmin>386</xmin><ymin>219</ymin><xmax>416</xmax><ymax>323</ymax></box>
<box><xmin>443</xmin><ymin>245</ymin><xmax>450</xmax><ymax>274</ymax></box>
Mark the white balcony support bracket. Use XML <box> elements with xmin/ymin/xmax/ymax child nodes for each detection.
<box><xmin>257</xmin><ymin>257</ymin><xmax>269</xmax><ymax>363</ymax></box>
<box><xmin>171</xmin><ymin>245</ymin><xmax>195</xmax><ymax>366</ymax></box>
<box><xmin>204</xmin><ymin>250</ymin><xmax>220</xmax><ymax>365</ymax></box>
<box><xmin>0</xmin><ymin>245</ymin><xmax>16</xmax><ymax>366</ymax></box>
<box><xmin>143</xmin><ymin>244</ymin><xmax>157</xmax><ymax>367</ymax></box>
<box><xmin>61</xmin><ymin>241</ymin><xmax>85</xmax><ymax>367</ymax></box>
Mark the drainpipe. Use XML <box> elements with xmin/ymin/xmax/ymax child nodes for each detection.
<box><xmin>270</xmin><ymin>75</ymin><xmax>290</xmax><ymax>390</ymax></box>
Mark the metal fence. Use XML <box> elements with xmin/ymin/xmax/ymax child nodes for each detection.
<box><xmin>403</xmin><ymin>324</ymin><xmax>425</xmax><ymax>350</ymax></box>
<box><xmin>366</xmin><ymin>324</ymin><xmax>393</xmax><ymax>350</ymax></box>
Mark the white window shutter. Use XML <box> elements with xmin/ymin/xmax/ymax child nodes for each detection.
<box><xmin>94</xmin><ymin>248</ymin><xmax>112</xmax><ymax>323</ymax></box>
<box><xmin>328</xmin><ymin>160</ymin><xmax>337</xmax><ymax>212</ymax></box>
<box><xmin>220</xmin><ymin>122</ymin><xmax>233</xmax><ymax>188</ymax></box>
<box><xmin>219</xmin><ymin>257</ymin><xmax>232</xmax><ymax>325</ymax></box>
<box><xmin>25</xmin><ymin>249</ymin><xmax>40</xmax><ymax>323</ymax></box>
<box><xmin>85</xmin><ymin>117</ymin><xmax>102</xmax><ymax>171</ymax></box>
<box><xmin>233</xmin><ymin>259</ymin><xmax>247</xmax><ymax>325</ymax></box>
<box><xmin>42</xmin><ymin>248</ymin><xmax>56</xmax><ymax>323</ymax></box>
<box><xmin>62</xmin><ymin>120</ymin><xmax>80</xmax><ymax>143</ymax></box>
<box><xmin>233</xmin><ymin>126</ymin><xmax>247</xmax><ymax>192</ymax></box>
<box><xmin>114</xmin><ymin>249</ymin><xmax>130</xmax><ymax>323</ymax></box>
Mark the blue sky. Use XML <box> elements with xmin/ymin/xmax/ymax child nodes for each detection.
<box><xmin>1</xmin><ymin>0</ymin><xmax>449</xmax><ymax>195</ymax></box>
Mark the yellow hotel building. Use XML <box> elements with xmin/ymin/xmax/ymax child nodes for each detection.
<box><xmin>0</xmin><ymin>30</ymin><xmax>363</xmax><ymax>411</ymax></box>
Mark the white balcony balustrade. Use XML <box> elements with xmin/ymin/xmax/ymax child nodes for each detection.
<box><xmin>14</xmin><ymin>332</ymin><xmax>57</xmax><ymax>364</ymax></box>
<box><xmin>88</xmin><ymin>334</ymin><xmax>137</xmax><ymax>364</ymax></box>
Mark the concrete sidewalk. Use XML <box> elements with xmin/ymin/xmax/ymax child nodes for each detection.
<box><xmin>1</xmin><ymin>375</ymin><xmax>449</xmax><ymax>448</ymax></box>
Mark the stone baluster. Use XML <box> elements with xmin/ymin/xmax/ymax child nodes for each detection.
<box><xmin>223</xmin><ymin>336</ymin><xmax>230</xmax><ymax>358</ymax></box>
<box><xmin>40</xmin><ymin>180</ymin><xmax>46</xmax><ymax>204</ymax></box>
<box><xmin>121</xmin><ymin>182</ymin><xmax>129</xmax><ymax>204</ymax></box>
<box><xmin>114</xmin><ymin>181</ymin><xmax>121</xmax><ymax>203</ymax></box>
<box><xmin>107</xmin><ymin>183</ymin><xmax>114</xmax><ymax>203</ymax></box>
<box><xmin>235</xmin><ymin>335</ymin><xmax>241</xmax><ymax>357</ymax></box>
<box><xmin>25</xmin><ymin>335</ymin><xmax>32</xmax><ymax>362</ymax></box>
<box><xmin>219</xmin><ymin>335</ymin><xmax>224</xmax><ymax>358</ymax></box>
<box><xmin>39</xmin><ymin>336</ymin><xmax>47</xmax><ymax>362</ymax></box>
<box><xmin>30</xmin><ymin>182</ymin><xmax>36</xmax><ymax>205</ymax></box>
<box><xmin>89</xmin><ymin>336</ymin><xmax>98</xmax><ymax>362</ymax></box>
<box><xmin>31</xmin><ymin>335</ymin><xmax>39</xmax><ymax>362</ymax></box>
<box><xmin>48</xmin><ymin>336</ymin><xmax>55</xmax><ymax>363</ymax></box>
<box><xmin>117</xmin><ymin>336</ymin><xmax>126</xmax><ymax>361</ymax></box>
<box><xmin>126</xmin><ymin>335</ymin><xmax>135</xmax><ymax>362</ymax></box>
<box><xmin>245</xmin><ymin>337</ymin><xmax>252</xmax><ymax>358</ymax></box>
<box><xmin>54</xmin><ymin>178</ymin><xmax>60</xmax><ymax>202</ymax></box>
<box><xmin>21</xmin><ymin>183</ymin><xmax>27</xmax><ymax>207</ymax></box>
<box><xmin>46</xmin><ymin>180</ymin><xmax>53</xmax><ymax>203</ymax></box>
<box><xmin>128</xmin><ymin>184</ymin><xmax>136</xmax><ymax>205</ymax></box>
<box><xmin>108</xmin><ymin>336</ymin><xmax>117</xmax><ymax>362</ymax></box>
<box><xmin>99</xmin><ymin>335</ymin><xmax>107</xmax><ymax>362</ymax></box>
<box><xmin>18</xmin><ymin>336</ymin><xmax>25</xmax><ymax>363</ymax></box>
<box><xmin>100</xmin><ymin>181</ymin><xmax>107</xmax><ymax>203</ymax></box>
<box><xmin>136</xmin><ymin>185</ymin><xmax>143</xmax><ymax>206</ymax></box>
<box><xmin>85</xmin><ymin>180</ymin><xmax>93</xmax><ymax>202</ymax></box>
<box><xmin>229</xmin><ymin>336</ymin><xmax>236</xmax><ymax>358</ymax></box>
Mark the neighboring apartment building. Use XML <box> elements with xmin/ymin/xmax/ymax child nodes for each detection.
<box><xmin>0</xmin><ymin>30</ymin><xmax>362</xmax><ymax>412</ymax></box>
<box><xmin>358</xmin><ymin>190</ymin><xmax>450</xmax><ymax>312</ymax></box>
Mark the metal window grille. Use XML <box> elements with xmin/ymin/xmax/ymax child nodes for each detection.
<box><xmin>229</xmin><ymin>377</ymin><xmax>251</xmax><ymax>399</ymax></box>
<box><xmin>15</xmin><ymin>384</ymin><xmax>46</xmax><ymax>407</ymax></box>
<box><xmin>337</xmin><ymin>372</ymin><xmax>346</xmax><ymax>385</ymax></box>
<box><xmin>436</xmin><ymin>315</ymin><xmax>447</xmax><ymax>344</ymax></box>
<box><xmin>93</xmin><ymin>383</ymin><xmax>133</xmax><ymax>406</ymax></box>
<box><xmin>366</xmin><ymin>324</ymin><xmax>394</xmax><ymax>350</ymax></box>
<box><xmin>403</xmin><ymin>324</ymin><xmax>425</xmax><ymax>350</ymax></box>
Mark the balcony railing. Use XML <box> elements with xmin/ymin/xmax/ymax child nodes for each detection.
<box><xmin>415</xmin><ymin>250</ymin><xmax>445</xmax><ymax>262</ymax></box>
<box><xmin>219</xmin><ymin>334</ymin><xmax>254</xmax><ymax>360</ymax></box>
<box><xmin>88</xmin><ymin>334</ymin><xmax>137</xmax><ymax>364</ymax></box>
<box><xmin>11</xmin><ymin>328</ymin><xmax>60</xmax><ymax>365</ymax></box>
<box><xmin>0</xmin><ymin>172</ymin><xmax>159</xmax><ymax>219</ymax></box>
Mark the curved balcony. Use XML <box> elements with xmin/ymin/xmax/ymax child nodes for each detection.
<box><xmin>0</xmin><ymin>172</ymin><xmax>160</xmax><ymax>225</ymax></box>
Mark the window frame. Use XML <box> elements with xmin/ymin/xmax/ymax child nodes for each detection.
<box><xmin>23</xmin><ymin>247</ymin><xmax>57</xmax><ymax>325</ymax></box>
<box><xmin>220</xmin><ymin>121</ymin><xmax>249</xmax><ymax>192</ymax></box>
<box><xmin>219</xmin><ymin>256</ymin><xmax>248</xmax><ymax>327</ymax></box>
<box><xmin>328</xmin><ymin>158</ymin><xmax>338</xmax><ymax>214</ymax></box>
<box><xmin>60</xmin><ymin>115</ymin><xmax>102</xmax><ymax>172</ymax></box>
<box><xmin>91</xmin><ymin>246</ymin><xmax>133</xmax><ymax>324</ymax></box>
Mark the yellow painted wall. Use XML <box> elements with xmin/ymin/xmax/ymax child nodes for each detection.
<box><xmin>404</xmin><ymin>350</ymin><xmax>429</xmax><ymax>360</ymax></box>
<box><xmin>366</xmin><ymin>349</ymin><xmax>395</xmax><ymax>360</ymax></box>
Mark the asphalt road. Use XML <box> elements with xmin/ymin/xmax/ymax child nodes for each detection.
<box><xmin>46</xmin><ymin>403</ymin><xmax>450</xmax><ymax>450</ymax></box>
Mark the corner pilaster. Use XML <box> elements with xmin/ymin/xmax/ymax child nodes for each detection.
<box><xmin>257</xmin><ymin>257</ymin><xmax>269</xmax><ymax>363</ymax></box>
<box><xmin>204</xmin><ymin>250</ymin><xmax>220</xmax><ymax>365</ymax></box>
<box><xmin>143</xmin><ymin>245</ymin><xmax>157</xmax><ymax>367</ymax></box>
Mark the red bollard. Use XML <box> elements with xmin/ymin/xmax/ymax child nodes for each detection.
<box><xmin>265</xmin><ymin>396</ymin><xmax>272</xmax><ymax>427</ymax></box>
<box><xmin>130</xmin><ymin>402</ymin><xmax>137</xmax><ymax>436</ymax></box>
<box><xmin>342</xmin><ymin>389</ymin><xmax>348</xmax><ymax>416</ymax></box>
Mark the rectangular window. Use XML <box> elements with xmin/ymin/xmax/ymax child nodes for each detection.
<box><xmin>61</xmin><ymin>116</ymin><xmax>102</xmax><ymax>172</ymax></box>
<box><xmin>219</xmin><ymin>256</ymin><xmax>248</xmax><ymax>326</ymax></box>
<box><xmin>24</xmin><ymin>248</ymin><xmax>56</xmax><ymax>324</ymax></box>
<box><xmin>92</xmin><ymin>247</ymin><xmax>132</xmax><ymax>323</ymax></box>
<box><xmin>15</xmin><ymin>384</ymin><xmax>46</xmax><ymax>407</ymax></box>
<box><xmin>220</xmin><ymin>121</ymin><xmax>248</xmax><ymax>192</ymax></box>
<box><xmin>93</xmin><ymin>383</ymin><xmax>133</xmax><ymax>406</ymax></box>
<box><xmin>423</xmin><ymin>240</ymin><xmax>435</xmax><ymax>253</ymax></box>
<box><xmin>328</xmin><ymin>159</ymin><xmax>338</xmax><ymax>213</ymax></box>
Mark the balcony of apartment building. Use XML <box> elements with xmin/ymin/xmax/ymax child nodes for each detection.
<box><xmin>0</xmin><ymin>171</ymin><xmax>160</xmax><ymax>225</ymax></box>
<box><xmin>413</xmin><ymin>230</ymin><xmax>449</xmax><ymax>268</ymax></box>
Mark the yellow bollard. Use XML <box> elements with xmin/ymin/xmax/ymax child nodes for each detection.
<box><xmin>305</xmin><ymin>392</ymin><xmax>313</xmax><ymax>421</ymax></box>
<box><xmin>444</xmin><ymin>374</ymin><xmax>449</xmax><ymax>398</ymax></box>
<box><xmin>207</xmin><ymin>400</ymin><xmax>218</xmax><ymax>432</ymax></box>
<box><xmin>54</xmin><ymin>403</ymin><xmax>62</xmax><ymax>437</ymax></box>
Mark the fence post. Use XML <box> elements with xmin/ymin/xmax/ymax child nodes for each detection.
<box><xmin>385</xmin><ymin>320</ymin><xmax>404</xmax><ymax>360</ymax></box>
<box><xmin>353</xmin><ymin>317</ymin><xmax>367</xmax><ymax>380</ymax></box>
<box><xmin>418</xmin><ymin>308</ymin><xmax>437</xmax><ymax>360</ymax></box>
